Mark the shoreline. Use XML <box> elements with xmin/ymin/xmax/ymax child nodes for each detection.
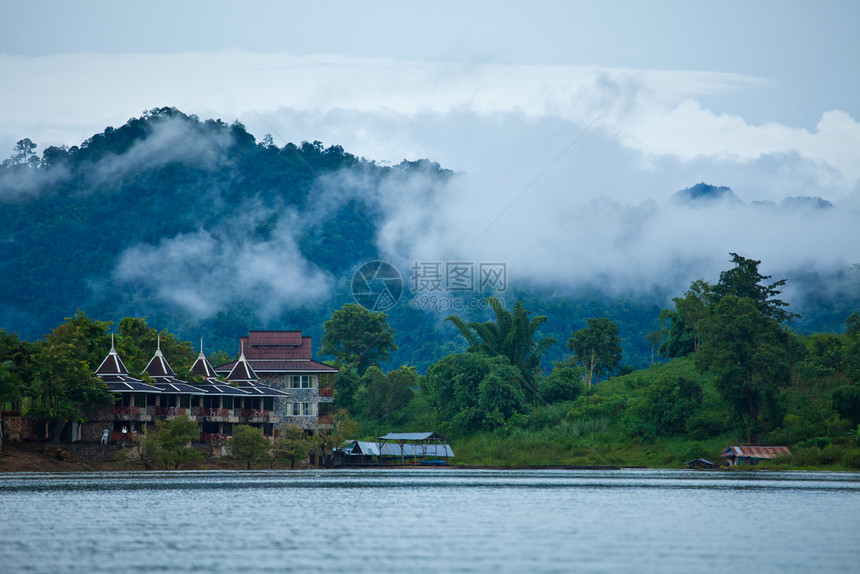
<box><xmin>2</xmin><ymin>443</ymin><xmax>855</xmax><ymax>473</ymax></box>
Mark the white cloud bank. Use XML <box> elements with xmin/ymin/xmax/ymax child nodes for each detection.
<box><xmin>113</xmin><ymin>207</ymin><xmax>333</xmax><ymax>319</ymax></box>
<box><xmin>1</xmin><ymin>51</ymin><xmax>859</xmax><ymax>201</ymax></box>
<box><xmin>3</xmin><ymin>50</ymin><xmax>857</xmax><ymax>315</ymax></box>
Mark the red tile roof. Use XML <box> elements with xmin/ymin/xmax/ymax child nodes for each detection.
<box><xmin>247</xmin><ymin>331</ymin><xmax>303</xmax><ymax>346</ymax></box>
<box><xmin>215</xmin><ymin>331</ymin><xmax>335</xmax><ymax>374</ymax></box>
<box><xmin>216</xmin><ymin>359</ymin><xmax>337</xmax><ymax>373</ymax></box>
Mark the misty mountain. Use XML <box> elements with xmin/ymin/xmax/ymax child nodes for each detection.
<box><xmin>669</xmin><ymin>183</ymin><xmax>741</xmax><ymax>205</ymax></box>
<box><xmin>780</xmin><ymin>196</ymin><xmax>834</xmax><ymax>210</ymax></box>
<box><xmin>1</xmin><ymin>108</ymin><xmax>856</xmax><ymax>371</ymax></box>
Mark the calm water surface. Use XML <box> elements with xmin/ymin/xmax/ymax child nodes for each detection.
<box><xmin>0</xmin><ymin>468</ymin><xmax>858</xmax><ymax>573</ymax></box>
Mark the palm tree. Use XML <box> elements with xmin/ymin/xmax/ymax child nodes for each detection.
<box><xmin>446</xmin><ymin>297</ymin><xmax>556</xmax><ymax>391</ymax></box>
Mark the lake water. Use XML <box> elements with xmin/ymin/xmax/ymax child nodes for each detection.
<box><xmin>0</xmin><ymin>468</ymin><xmax>858</xmax><ymax>573</ymax></box>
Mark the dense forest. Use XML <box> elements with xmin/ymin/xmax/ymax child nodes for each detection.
<box><xmin>1</xmin><ymin>108</ymin><xmax>857</xmax><ymax>374</ymax></box>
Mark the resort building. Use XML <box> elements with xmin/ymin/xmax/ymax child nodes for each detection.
<box><xmin>86</xmin><ymin>335</ymin><xmax>295</xmax><ymax>444</ymax></box>
<box><xmin>214</xmin><ymin>331</ymin><xmax>337</xmax><ymax>431</ymax></box>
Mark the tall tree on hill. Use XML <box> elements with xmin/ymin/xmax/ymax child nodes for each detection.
<box><xmin>446</xmin><ymin>297</ymin><xmax>556</xmax><ymax>390</ymax></box>
<box><xmin>321</xmin><ymin>303</ymin><xmax>397</xmax><ymax>375</ymax></box>
<box><xmin>644</xmin><ymin>329</ymin><xmax>664</xmax><ymax>363</ymax></box>
<box><xmin>695</xmin><ymin>296</ymin><xmax>793</xmax><ymax>441</ymax></box>
<box><xmin>567</xmin><ymin>317</ymin><xmax>622</xmax><ymax>386</ymax></box>
<box><xmin>659</xmin><ymin>279</ymin><xmax>711</xmax><ymax>357</ymax></box>
<box><xmin>711</xmin><ymin>253</ymin><xmax>799</xmax><ymax>323</ymax></box>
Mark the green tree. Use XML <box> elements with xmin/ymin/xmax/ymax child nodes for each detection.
<box><xmin>833</xmin><ymin>383</ymin><xmax>860</xmax><ymax>426</ymax></box>
<box><xmin>27</xmin><ymin>313</ymin><xmax>114</xmax><ymax>442</ymax></box>
<box><xmin>424</xmin><ymin>352</ymin><xmax>526</xmax><ymax>433</ymax></box>
<box><xmin>228</xmin><ymin>425</ymin><xmax>271</xmax><ymax>469</ymax></box>
<box><xmin>133</xmin><ymin>432</ymin><xmax>165</xmax><ymax>471</ymax></box>
<box><xmin>711</xmin><ymin>253</ymin><xmax>798</xmax><ymax>323</ymax></box>
<box><xmin>0</xmin><ymin>361</ymin><xmax>19</xmax><ymax>452</ymax></box>
<box><xmin>314</xmin><ymin>408</ymin><xmax>359</xmax><ymax>466</ymax></box>
<box><xmin>567</xmin><ymin>317</ymin><xmax>623</xmax><ymax>386</ymax></box>
<box><xmin>332</xmin><ymin>366</ymin><xmax>361</xmax><ymax>412</ymax></box>
<box><xmin>321</xmin><ymin>303</ymin><xmax>398</xmax><ymax>375</ymax></box>
<box><xmin>149</xmin><ymin>415</ymin><xmax>202</xmax><ymax>470</ymax></box>
<box><xmin>638</xmin><ymin>376</ymin><xmax>703</xmax><ymax>435</ymax></box>
<box><xmin>11</xmin><ymin>138</ymin><xmax>38</xmax><ymax>166</ymax></box>
<box><xmin>0</xmin><ymin>330</ymin><xmax>31</xmax><ymax>412</ymax></box>
<box><xmin>659</xmin><ymin>279</ymin><xmax>711</xmax><ymax>357</ymax></box>
<box><xmin>695</xmin><ymin>296</ymin><xmax>792</xmax><ymax>440</ymax></box>
<box><xmin>446</xmin><ymin>297</ymin><xmax>556</xmax><ymax>390</ymax></box>
<box><xmin>539</xmin><ymin>361</ymin><xmax>585</xmax><ymax>403</ymax></box>
<box><xmin>116</xmin><ymin>317</ymin><xmax>195</xmax><ymax>376</ymax></box>
<box><xmin>54</xmin><ymin>310</ymin><xmax>113</xmax><ymax>369</ymax></box>
<box><xmin>0</xmin><ymin>330</ymin><xmax>28</xmax><ymax>415</ymax></box>
<box><xmin>358</xmin><ymin>365</ymin><xmax>416</xmax><ymax>419</ymax></box>
<box><xmin>274</xmin><ymin>424</ymin><xmax>312</xmax><ymax>469</ymax></box>
<box><xmin>843</xmin><ymin>312</ymin><xmax>860</xmax><ymax>380</ymax></box>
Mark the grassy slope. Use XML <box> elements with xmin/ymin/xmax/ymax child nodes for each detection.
<box><xmin>446</xmin><ymin>357</ymin><xmax>859</xmax><ymax>470</ymax></box>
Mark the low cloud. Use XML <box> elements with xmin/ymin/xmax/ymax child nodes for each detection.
<box><xmin>89</xmin><ymin>115</ymin><xmax>234</xmax><ymax>184</ymax></box>
<box><xmin>112</xmin><ymin>206</ymin><xmax>333</xmax><ymax>319</ymax></box>
<box><xmin>0</xmin><ymin>162</ymin><xmax>70</xmax><ymax>201</ymax></box>
<box><xmin>369</xmin><ymin>167</ymin><xmax>860</xmax><ymax>303</ymax></box>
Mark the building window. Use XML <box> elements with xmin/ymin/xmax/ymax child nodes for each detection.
<box><xmin>290</xmin><ymin>375</ymin><xmax>316</xmax><ymax>389</ymax></box>
<box><xmin>291</xmin><ymin>402</ymin><xmax>312</xmax><ymax>416</ymax></box>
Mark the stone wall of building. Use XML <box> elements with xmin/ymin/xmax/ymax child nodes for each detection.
<box><xmin>81</xmin><ymin>421</ymin><xmax>111</xmax><ymax>443</ymax></box>
<box><xmin>1</xmin><ymin>415</ymin><xmax>43</xmax><ymax>442</ymax></box>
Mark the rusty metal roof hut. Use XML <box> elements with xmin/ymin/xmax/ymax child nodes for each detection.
<box><xmin>719</xmin><ymin>446</ymin><xmax>791</xmax><ymax>466</ymax></box>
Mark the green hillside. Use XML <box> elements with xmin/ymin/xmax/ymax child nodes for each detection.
<box><xmin>1</xmin><ymin>107</ymin><xmax>858</xmax><ymax>374</ymax></box>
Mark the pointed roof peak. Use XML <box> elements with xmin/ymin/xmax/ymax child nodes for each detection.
<box><xmin>226</xmin><ymin>347</ymin><xmax>259</xmax><ymax>383</ymax></box>
<box><xmin>189</xmin><ymin>338</ymin><xmax>218</xmax><ymax>379</ymax></box>
<box><xmin>95</xmin><ymin>338</ymin><xmax>129</xmax><ymax>376</ymax></box>
<box><xmin>143</xmin><ymin>336</ymin><xmax>175</xmax><ymax>379</ymax></box>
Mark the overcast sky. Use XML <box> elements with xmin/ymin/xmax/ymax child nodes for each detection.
<box><xmin>2</xmin><ymin>1</ymin><xmax>859</xmax><ymax>301</ymax></box>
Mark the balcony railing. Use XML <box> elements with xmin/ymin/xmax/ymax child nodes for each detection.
<box><xmin>155</xmin><ymin>407</ymin><xmax>187</xmax><ymax>416</ymax></box>
<box><xmin>241</xmin><ymin>409</ymin><xmax>269</xmax><ymax>419</ymax></box>
<box><xmin>319</xmin><ymin>387</ymin><xmax>334</xmax><ymax>398</ymax></box>
<box><xmin>200</xmin><ymin>408</ymin><xmax>229</xmax><ymax>417</ymax></box>
<box><xmin>317</xmin><ymin>415</ymin><xmax>334</xmax><ymax>425</ymax></box>
<box><xmin>111</xmin><ymin>406</ymin><xmax>140</xmax><ymax>416</ymax></box>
